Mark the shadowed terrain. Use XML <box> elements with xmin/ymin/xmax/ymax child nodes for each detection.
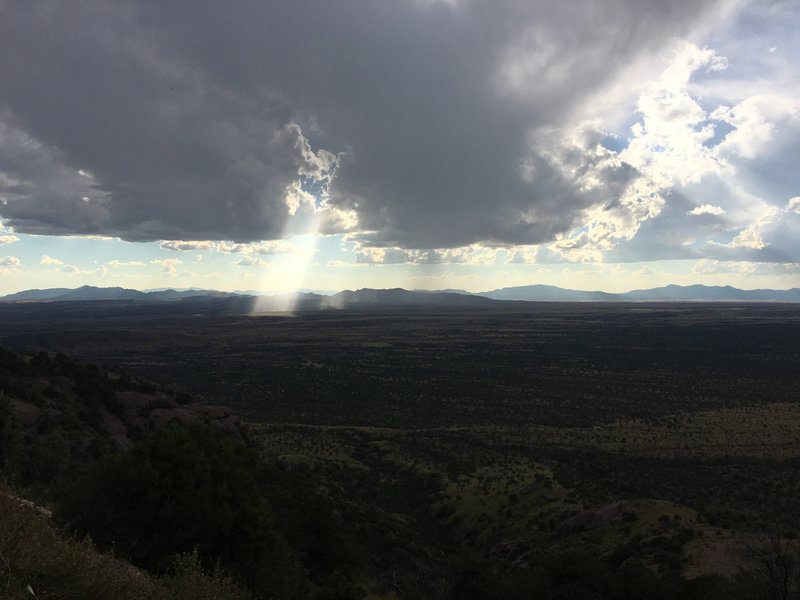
<box><xmin>1</xmin><ymin>299</ymin><xmax>800</xmax><ymax>597</ymax></box>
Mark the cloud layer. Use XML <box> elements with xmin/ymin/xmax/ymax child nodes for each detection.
<box><xmin>0</xmin><ymin>0</ymin><xmax>742</xmax><ymax>248</ymax></box>
<box><xmin>1</xmin><ymin>0</ymin><xmax>798</xmax><ymax>272</ymax></box>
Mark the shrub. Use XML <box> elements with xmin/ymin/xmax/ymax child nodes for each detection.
<box><xmin>59</xmin><ymin>423</ymin><xmax>358</xmax><ymax>598</ymax></box>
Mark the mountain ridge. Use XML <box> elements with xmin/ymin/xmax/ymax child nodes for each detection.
<box><xmin>478</xmin><ymin>283</ymin><xmax>800</xmax><ymax>302</ymax></box>
<box><xmin>0</xmin><ymin>285</ymin><xmax>246</xmax><ymax>302</ymax></box>
<box><xmin>3</xmin><ymin>283</ymin><xmax>800</xmax><ymax>305</ymax></box>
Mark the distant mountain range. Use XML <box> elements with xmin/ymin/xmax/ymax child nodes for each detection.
<box><xmin>476</xmin><ymin>283</ymin><xmax>800</xmax><ymax>302</ymax></box>
<box><xmin>2</xmin><ymin>283</ymin><xmax>800</xmax><ymax>306</ymax></box>
<box><xmin>324</xmin><ymin>288</ymin><xmax>495</xmax><ymax>307</ymax></box>
<box><xmin>0</xmin><ymin>286</ymin><xmax>245</xmax><ymax>302</ymax></box>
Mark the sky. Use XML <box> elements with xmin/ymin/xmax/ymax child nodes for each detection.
<box><xmin>1</xmin><ymin>0</ymin><xmax>799</xmax><ymax>295</ymax></box>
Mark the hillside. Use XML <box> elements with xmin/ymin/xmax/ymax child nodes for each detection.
<box><xmin>0</xmin><ymin>489</ymin><xmax>246</xmax><ymax>599</ymax></box>
<box><xmin>0</xmin><ymin>348</ymin><xmax>362</xmax><ymax>599</ymax></box>
<box><xmin>0</xmin><ymin>349</ymin><xmax>252</xmax><ymax>598</ymax></box>
<box><xmin>0</xmin><ymin>347</ymin><xmax>246</xmax><ymax>497</ymax></box>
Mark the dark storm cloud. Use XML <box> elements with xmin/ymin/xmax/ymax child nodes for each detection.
<box><xmin>0</xmin><ymin>0</ymin><xmax>729</xmax><ymax>245</ymax></box>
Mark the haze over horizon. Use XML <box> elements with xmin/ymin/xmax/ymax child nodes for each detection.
<box><xmin>1</xmin><ymin>0</ymin><xmax>799</xmax><ymax>295</ymax></box>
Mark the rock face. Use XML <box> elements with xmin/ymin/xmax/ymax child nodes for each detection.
<box><xmin>108</xmin><ymin>392</ymin><xmax>247</xmax><ymax>449</ymax></box>
<box><xmin>2</xmin><ymin>353</ymin><xmax>248</xmax><ymax>456</ymax></box>
<box><xmin>8</xmin><ymin>387</ymin><xmax>247</xmax><ymax>452</ymax></box>
<box><xmin>114</xmin><ymin>391</ymin><xmax>242</xmax><ymax>428</ymax></box>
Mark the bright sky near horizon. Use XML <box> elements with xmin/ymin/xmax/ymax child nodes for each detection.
<box><xmin>1</xmin><ymin>0</ymin><xmax>799</xmax><ymax>295</ymax></box>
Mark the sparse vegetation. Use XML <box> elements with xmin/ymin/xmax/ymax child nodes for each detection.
<box><xmin>0</xmin><ymin>481</ymin><xmax>248</xmax><ymax>599</ymax></box>
<box><xmin>1</xmin><ymin>302</ymin><xmax>799</xmax><ymax>597</ymax></box>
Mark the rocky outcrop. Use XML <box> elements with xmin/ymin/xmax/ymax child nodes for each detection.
<box><xmin>107</xmin><ymin>391</ymin><xmax>247</xmax><ymax>449</ymax></box>
<box><xmin>6</xmin><ymin>384</ymin><xmax>247</xmax><ymax>452</ymax></box>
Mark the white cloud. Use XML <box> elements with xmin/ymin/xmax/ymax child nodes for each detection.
<box><xmin>353</xmin><ymin>244</ymin><xmax>498</xmax><ymax>265</ymax></box>
<box><xmin>534</xmin><ymin>28</ymin><xmax>800</xmax><ymax>266</ymax></box>
<box><xmin>702</xmin><ymin>201</ymin><xmax>778</xmax><ymax>255</ymax></box>
<box><xmin>40</xmin><ymin>254</ymin><xmax>64</xmax><ymax>265</ymax></box>
<box><xmin>688</xmin><ymin>204</ymin><xmax>726</xmax><ymax>216</ymax></box>
<box><xmin>106</xmin><ymin>259</ymin><xmax>145</xmax><ymax>268</ymax></box>
<box><xmin>58</xmin><ymin>264</ymin><xmax>112</xmax><ymax>277</ymax></box>
<box><xmin>0</xmin><ymin>256</ymin><xmax>22</xmax><ymax>275</ymax></box>
<box><xmin>236</xmin><ymin>255</ymin><xmax>268</xmax><ymax>267</ymax></box>
<box><xmin>712</xmin><ymin>95</ymin><xmax>799</xmax><ymax>160</ymax></box>
<box><xmin>353</xmin><ymin>247</ymin><xmax>407</xmax><ymax>265</ymax></box>
<box><xmin>506</xmin><ymin>245</ymin><xmax>538</xmax><ymax>264</ymax></box>
<box><xmin>160</xmin><ymin>240</ymin><xmax>217</xmax><ymax>252</ymax></box>
<box><xmin>632</xmin><ymin>265</ymin><xmax>656</xmax><ymax>276</ymax></box>
<box><xmin>511</xmin><ymin>43</ymin><xmax>729</xmax><ymax>263</ymax></box>
<box><xmin>220</xmin><ymin>240</ymin><xmax>298</xmax><ymax>256</ymax></box>
<box><xmin>622</xmin><ymin>43</ymin><xmax>728</xmax><ymax>186</ymax></box>
<box><xmin>547</xmin><ymin>244</ymin><xmax>604</xmax><ymax>264</ymax></box>
<box><xmin>0</xmin><ymin>255</ymin><xmax>20</xmax><ymax>267</ymax></box>
<box><xmin>0</xmin><ymin>234</ymin><xmax>18</xmax><ymax>245</ymax></box>
<box><xmin>283</xmin><ymin>180</ymin><xmax>318</xmax><ymax>217</ymax></box>
<box><xmin>729</xmin><ymin>227</ymin><xmax>766</xmax><ymax>250</ymax></box>
<box><xmin>150</xmin><ymin>258</ymin><xmax>182</xmax><ymax>275</ymax></box>
<box><xmin>65</xmin><ymin>234</ymin><xmax>117</xmax><ymax>241</ymax></box>
<box><xmin>692</xmin><ymin>259</ymin><xmax>757</xmax><ymax>275</ymax></box>
<box><xmin>787</xmin><ymin>197</ymin><xmax>800</xmax><ymax>214</ymax></box>
<box><xmin>160</xmin><ymin>239</ymin><xmax>304</xmax><ymax>256</ymax></box>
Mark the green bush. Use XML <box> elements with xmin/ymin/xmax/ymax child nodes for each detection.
<box><xmin>59</xmin><ymin>423</ymin><xmax>360</xmax><ymax>599</ymax></box>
